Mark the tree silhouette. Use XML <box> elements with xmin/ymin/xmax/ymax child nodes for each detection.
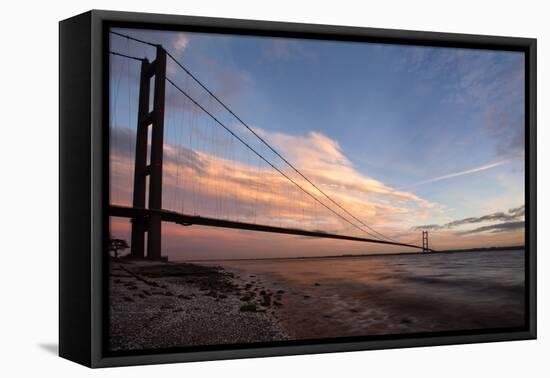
<box><xmin>109</xmin><ymin>238</ymin><xmax>129</xmax><ymax>259</ymax></box>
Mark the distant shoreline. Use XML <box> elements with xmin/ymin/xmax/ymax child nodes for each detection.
<box><xmin>184</xmin><ymin>245</ymin><xmax>525</xmax><ymax>263</ymax></box>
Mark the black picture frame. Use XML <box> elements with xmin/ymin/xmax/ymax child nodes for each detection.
<box><xmin>59</xmin><ymin>9</ymin><xmax>537</xmax><ymax>368</ymax></box>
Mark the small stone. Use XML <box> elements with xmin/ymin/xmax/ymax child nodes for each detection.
<box><xmin>123</xmin><ymin>296</ymin><xmax>134</xmax><ymax>302</ymax></box>
<box><xmin>240</xmin><ymin>304</ymin><xmax>257</xmax><ymax>312</ymax></box>
<box><xmin>260</xmin><ymin>294</ymin><xmax>272</xmax><ymax>307</ymax></box>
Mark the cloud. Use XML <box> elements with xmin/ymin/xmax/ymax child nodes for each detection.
<box><xmin>508</xmin><ymin>204</ymin><xmax>525</xmax><ymax>217</ymax></box>
<box><xmin>110</xmin><ymin>127</ymin><xmax>136</xmax><ymax>158</ymax></box>
<box><xmin>166</xmin><ymin>33</ymin><xmax>191</xmax><ymax>75</ymax></box>
<box><xmin>266</xmin><ymin>39</ymin><xmax>293</xmax><ymax>60</ymax></box>
<box><xmin>484</xmin><ymin>104</ymin><xmax>525</xmax><ymax>159</ymax></box>
<box><xmin>164</xmin><ymin>53</ymin><xmax>254</xmax><ymax>117</ymax></box>
<box><xmin>197</xmin><ymin>54</ymin><xmax>254</xmax><ymax>102</ymax></box>
<box><xmin>408</xmin><ymin>159</ymin><xmax>509</xmax><ymax>188</ymax></box>
<box><xmin>110</xmin><ymin>126</ymin><xmax>525</xmax><ymax>255</ymax></box>
<box><xmin>111</xmin><ymin>28</ymin><xmax>190</xmax><ymax>57</ymax></box>
<box><xmin>413</xmin><ymin>224</ymin><xmax>443</xmax><ymax>231</ymax></box>
<box><xmin>173</xmin><ymin>33</ymin><xmax>189</xmax><ymax>51</ymax></box>
<box><xmin>457</xmin><ymin>221</ymin><xmax>525</xmax><ymax>235</ymax></box>
<box><xmin>110</xmin><ymin>29</ymin><xmax>250</xmax><ymax>112</ymax></box>
<box><xmin>256</xmin><ymin>129</ymin><xmax>436</xmax><ymax>211</ymax></box>
<box><xmin>392</xmin><ymin>46</ymin><xmax>525</xmax><ymax>160</ymax></box>
<box><xmin>262</xmin><ymin>38</ymin><xmax>319</xmax><ymax>62</ymax></box>
<box><xmin>413</xmin><ymin>205</ymin><xmax>525</xmax><ymax>233</ymax></box>
<box><xmin>110</xmin><ymin>126</ymin><xmax>437</xmax><ymax>239</ymax></box>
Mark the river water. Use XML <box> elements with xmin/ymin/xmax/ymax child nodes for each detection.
<box><xmin>208</xmin><ymin>249</ymin><xmax>525</xmax><ymax>340</ymax></box>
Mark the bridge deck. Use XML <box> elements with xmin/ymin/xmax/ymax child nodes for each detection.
<box><xmin>109</xmin><ymin>205</ymin><xmax>431</xmax><ymax>251</ymax></box>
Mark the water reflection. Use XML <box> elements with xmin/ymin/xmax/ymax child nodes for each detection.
<box><xmin>214</xmin><ymin>250</ymin><xmax>525</xmax><ymax>339</ymax></box>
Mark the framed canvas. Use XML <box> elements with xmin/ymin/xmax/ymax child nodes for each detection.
<box><xmin>59</xmin><ymin>10</ymin><xmax>537</xmax><ymax>368</ymax></box>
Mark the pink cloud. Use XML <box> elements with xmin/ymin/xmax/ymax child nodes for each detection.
<box><xmin>110</xmin><ymin>127</ymin><xmax>438</xmax><ymax>243</ymax></box>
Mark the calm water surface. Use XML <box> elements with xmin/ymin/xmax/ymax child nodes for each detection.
<box><xmin>203</xmin><ymin>250</ymin><xmax>525</xmax><ymax>339</ymax></box>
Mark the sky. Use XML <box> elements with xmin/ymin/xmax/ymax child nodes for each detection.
<box><xmin>109</xmin><ymin>27</ymin><xmax>525</xmax><ymax>260</ymax></box>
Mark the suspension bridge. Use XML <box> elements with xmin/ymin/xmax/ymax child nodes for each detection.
<box><xmin>108</xmin><ymin>31</ymin><xmax>434</xmax><ymax>259</ymax></box>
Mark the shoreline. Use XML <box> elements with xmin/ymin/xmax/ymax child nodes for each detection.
<box><xmin>109</xmin><ymin>258</ymin><xmax>289</xmax><ymax>352</ymax></box>
<box><xmin>203</xmin><ymin>251</ymin><xmax>526</xmax><ymax>340</ymax></box>
<box><xmin>110</xmin><ymin>249</ymin><xmax>525</xmax><ymax>350</ymax></box>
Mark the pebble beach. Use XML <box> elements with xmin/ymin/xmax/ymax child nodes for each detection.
<box><xmin>109</xmin><ymin>259</ymin><xmax>289</xmax><ymax>351</ymax></box>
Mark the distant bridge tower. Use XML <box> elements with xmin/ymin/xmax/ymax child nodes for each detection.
<box><xmin>422</xmin><ymin>230</ymin><xmax>429</xmax><ymax>252</ymax></box>
<box><xmin>130</xmin><ymin>46</ymin><xmax>167</xmax><ymax>259</ymax></box>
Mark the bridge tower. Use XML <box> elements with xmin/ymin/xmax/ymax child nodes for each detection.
<box><xmin>422</xmin><ymin>230</ymin><xmax>429</xmax><ymax>252</ymax></box>
<box><xmin>130</xmin><ymin>46</ymin><xmax>167</xmax><ymax>259</ymax></box>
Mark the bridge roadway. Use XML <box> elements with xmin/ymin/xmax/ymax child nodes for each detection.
<box><xmin>109</xmin><ymin>205</ymin><xmax>433</xmax><ymax>252</ymax></box>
